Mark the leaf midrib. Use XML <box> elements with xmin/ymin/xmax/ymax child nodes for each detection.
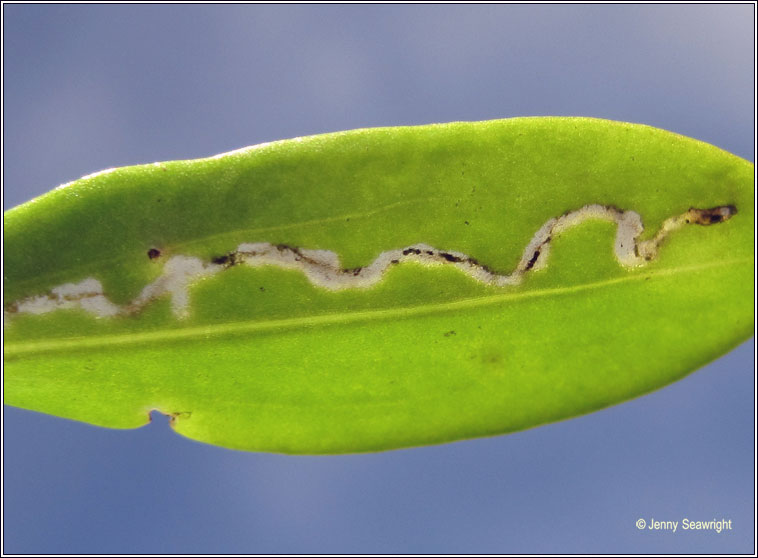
<box><xmin>4</xmin><ymin>257</ymin><xmax>748</xmax><ymax>358</ymax></box>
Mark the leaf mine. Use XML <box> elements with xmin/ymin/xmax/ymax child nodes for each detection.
<box><xmin>4</xmin><ymin>204</ymin><xmax>736</xmax><ymax>322</ymax></box>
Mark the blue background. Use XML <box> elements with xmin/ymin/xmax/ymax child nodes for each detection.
<box><xmin>2</xmin><ymin>4</ymin><xmax>754</xmax><ymax>553</ymax></box>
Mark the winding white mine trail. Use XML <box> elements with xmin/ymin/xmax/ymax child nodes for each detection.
<box><xmin>4</xmin><ymin>204</ymin><xmax>736</xmax><ymax>321</ymax></box>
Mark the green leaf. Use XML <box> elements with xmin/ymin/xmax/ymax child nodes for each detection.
<box><xmin>3</xmin><ymin>117</ymin><xmax>753</xmax><ymax>454</ymax></box>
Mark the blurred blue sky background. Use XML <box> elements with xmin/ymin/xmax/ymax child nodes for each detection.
<box><xmin>2</xmin><ymin>4</ymin><xmax>754</xmax><ymax>553</ymax></box>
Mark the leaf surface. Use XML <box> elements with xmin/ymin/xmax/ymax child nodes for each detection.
<box><xmin>3</xmin><ymin>117</ymin><xmax>753</xmax><ymax>453</ymax></box>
